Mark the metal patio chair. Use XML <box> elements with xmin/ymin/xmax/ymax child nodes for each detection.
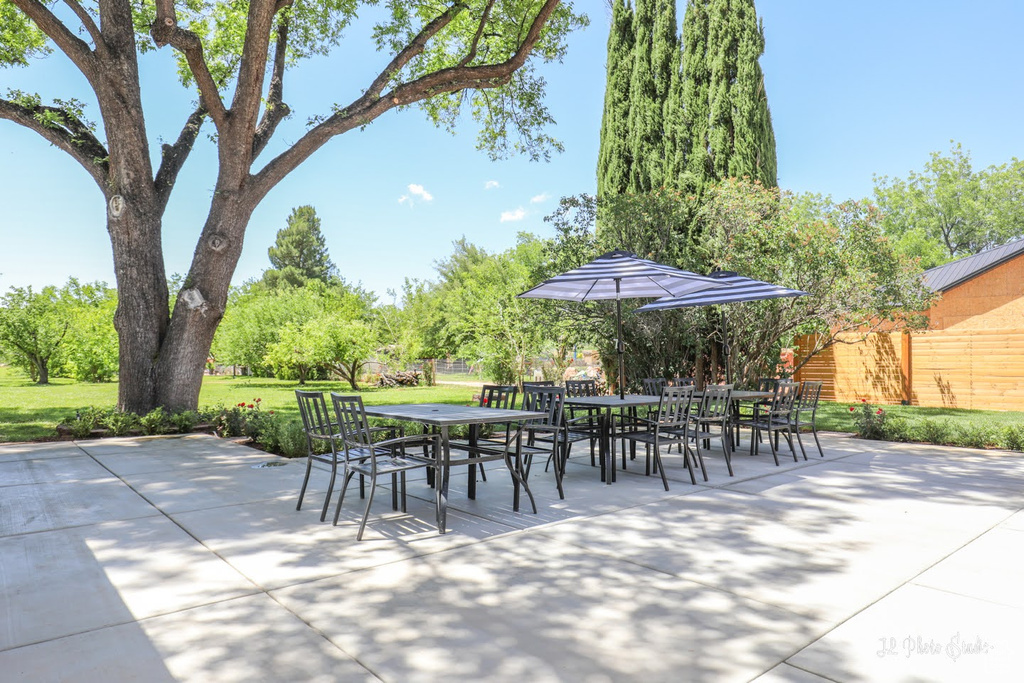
<box><xmin>789</xmin><ymin>380</ymin><xmax>824</xmax><ymax>458</ymax></box>
<box><xmin>620</xmin><ymin>385</ymin><xmax>701</xmax><ymax>489</ymax></box>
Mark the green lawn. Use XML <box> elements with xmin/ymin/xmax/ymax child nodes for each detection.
<box><xmin>3</xmin><ymin>364</ymin><xmax>1022</xmax><ymax>447</ymax></box>
<box><xmin>0</xmin><ymin>367</ymin><xmax>477</xmax><ymax>443</ymax></box>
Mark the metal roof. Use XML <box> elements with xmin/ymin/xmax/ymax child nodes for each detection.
<box><xmin>921</xmin><ymin>238</ymin><xmax>1024</xmax><ymax>292</ymax></box>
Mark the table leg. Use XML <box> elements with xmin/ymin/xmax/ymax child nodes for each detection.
<box><xmin>468</xmin><ymin>424</ymin><xmax>479</xmax><ymax>500</ymax></box>
<box><xmin>603</xmin><ymin>408</ymin><xmax>614</xmax><ymax>486</ymax></box>
<box><xmin>436</xmin><ymin>425</ymin><xmax>450</xmax><ymax>534</ymax></box>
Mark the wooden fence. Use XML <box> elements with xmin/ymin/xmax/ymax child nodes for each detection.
<box><xmin>793</xmin><ymin>329</ymin><xmax>1024</xmax><ymax>411</ymax></box>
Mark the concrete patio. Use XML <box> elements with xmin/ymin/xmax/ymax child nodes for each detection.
<box><xmin>1</xmin><ymin>430</ymin><xmax>1022</xmax><ymax>682</ymax></box>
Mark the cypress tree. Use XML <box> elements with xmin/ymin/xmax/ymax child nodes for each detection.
<box><xmin>625</xmin><ymin>0</ymin><xmax>676</xmax><ymax>193</ymax></box>
<box><xmin>680</xmin><ymin>0</ymin><xmax>776</xmax><ymax>192</ymax></box>
<box><xmin>596</xmin><ymin>0</ymin><xmax>635</xmax><ymax>199</ymax></box>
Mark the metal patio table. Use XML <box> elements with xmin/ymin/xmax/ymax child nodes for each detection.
<box><xmin>562</xmin><ymin>394</ymin><xmax>662</xmax><ymax>485</ymax></box>
<box><xmin>360</xmin><ymin>403</ymin><xmax>545</xmax><ymax>534</ymax></box>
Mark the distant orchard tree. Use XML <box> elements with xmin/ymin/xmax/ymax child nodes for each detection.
<box><xmin>263</xmin><ymin>205</ymin><xmax>336</xmax><ymax>288</ymax></box>
<box><xmin>1</xmin><ymin>0</ymin><xmax>585</xmax><ymax>413</ymax></box>
<box><xmin>0</xmin><ymin>286</ymin><xmax>69</xmax><ymax>384</ymax></box>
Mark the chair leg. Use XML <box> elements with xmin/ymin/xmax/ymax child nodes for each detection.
<box><xmin>654</xmin><ymin>443</ymin><xmax>670</xmax><ymax>491</ymax></box>
<box><xmin>332</xmin><ymin>471</ymin><xmax>356</xmax><ymax>525</ymax></box>
<box><xmin>691</xmin><ymin>442</ymin><xmax>709</xmax><ymax>481</ymax></box>
<box><xmin>319</xmin><ymin>459</ymin><xmax>338</xmax><ymax>522</ymax></box>
<box><xmin>720</xmin><ymin>431</ymin><xmax>734</xmax><ymax>477</ymax></box>
<box><xmin>794</xmin><ymin>426</ymin><xmax>809</xmax><ymax>460</ymax></box>
<box><xmin>400</xmin><ymin>471</ymin><xmax>408</xmax><ymax>512</ymax></box>
<box><xmin>766</xmin><ymin>428</ymin><xmax>781</xmax><ymax>466</ymax></box>
<box><xmin>296</xmin><ymin>456</ymin><xmax>314</xmax><ymax>511</ymax></box>
<box><xmin>812</xmin><ymin>425</ymin><xmax>824</xmax><ymax>457</ymax></box>
<box><xmin>355</xmin><ymin>477</ymin><xmax>377</xmax><ymax>541</ymax></box>
<box><xmin>391</xmin><ymin>472</ymin><xmax>399</xmax><ymax>510</ymax></box>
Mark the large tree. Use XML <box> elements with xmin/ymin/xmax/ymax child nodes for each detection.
<box><xmin>873</xmin><ymin>142</ymin><xmax>1024</xmax><ymax>268</ymax></box>
<box><xmin>1</xmin><ymin>0</ymin><xmax>584</xmax><ymax>412</ymax></box>
<box><xmin>596</xmin><ymin>0</ymin><xmax>634</xmax><ymax>199</ymax></box>
<box><xmin>680</xmin><ymin>0</ymin><xmax>776</xmax><ymax>192</ymax></box>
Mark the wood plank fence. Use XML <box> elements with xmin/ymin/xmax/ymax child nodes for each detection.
<box><xmin>793</xmin><ymin>329</ymin><xmax>1024</xmax><ymax>411</ymax></box>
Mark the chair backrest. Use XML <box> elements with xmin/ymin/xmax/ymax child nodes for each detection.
<box><xmin>642</xmin><ymin>377</ymin><xmax>668</xmax><ymax>396</ymax></box>
<box><xmin>674</xmin><ymin>377</ymin><xmax>696</xmax><ymax>387</ymax></box>
<box><xmin>565</xmin><ymin>379</ymin><xmax>598</xmax><ymax>397</ymax></box>
<box><xmin>653</xmin><ymin>385</ymin><xmax>695</xmax><ymax>428</ymax></box>
<box><xmin>699</xmin><ymin>384</ymin><xmax>733</xmax><ymax>420</ymax></box>
<box><xmin>522</xmin><ymin>380</ymin><xmax>555</xmax><ymax>388</ymax></box>
<box><xmin>768</xmin><ymin>382</ymin><xmax>799</xmax><ymax>418</ymax></box>
<box><xmin>480</xmin><ymin>384</ymin><xmax>518</xmax><ymax>410</ymax></box>
<box><xmin>295</xmin><ymin>390</ymin><xmax>335</xmax><ymax>441</ymax></box>
<box><xmin>796</xmin><ymin>380</ymin><xmax>822</xmax><ymax>413</ymax></box>
<box><xmin>329</xmin><ymin>393</ymin><xmax>373</xmax><ymax>451</ymax></box>
<box><xmin>521</xmin><ymin>385</ymin><xmax>565</xmax><ymax>428</ymax></box>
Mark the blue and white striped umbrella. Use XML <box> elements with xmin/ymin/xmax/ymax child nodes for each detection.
<box><xmin>636</xmin><ymin>271</ymin><xmax>807</xmax><ymax>311</ymax></box>
<box><xmin>518</xmin><ymin>250</ymin><xmax>727</xmax><ymax>301</ymax></box>
<box><xmin>519</xmin><ymin>251</ymin><xmax>732</xmax><ymax>398</ymax></box>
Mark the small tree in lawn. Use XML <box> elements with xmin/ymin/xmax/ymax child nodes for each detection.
<box><xmin>0</xmin><ymin>286</ymin><xmax>69</xmax><ymax>384</ymax></box>
<box><xmin>1</xmin><ymin>1</ymin><xmax>586</xmax><ymax>413</ymax></box>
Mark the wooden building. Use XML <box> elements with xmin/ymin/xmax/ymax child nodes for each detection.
<box><xmin>794</xmin><ymin>239</ymin><xmax>1024</xmax><ymax>410</ymax></box>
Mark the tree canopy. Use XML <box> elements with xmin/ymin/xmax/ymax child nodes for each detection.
<box><xmin>874</xmin><ymin>142</ymin><xmax>1024</xmax><ymax>268</ymax></box>
<box><xmin>263</xmin><ymin>205</ymin><xmax>336</xmax><ymax>288</ymax></box>
<box><xmin>1</xmin><ymin>0</ymin><xmax>586</xmax><ymax>412</ymax></box>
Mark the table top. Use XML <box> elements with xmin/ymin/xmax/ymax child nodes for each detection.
<box><xmin>362</xmin><ymin>403</ymin><xmax>545</xmax><ymax>427</ymax></box>
<box><xmin>563</xmin><ymin>394</ymin><xmax>662</xmax><ymax>408</ymax></box>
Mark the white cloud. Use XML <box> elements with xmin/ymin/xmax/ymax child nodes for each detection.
<box><xmin>485</xmin><ymin>180</ymin><xmax>500</xmax><ymax>190</ymax></box>
<box><xmin>500</xmin><ymin>207</ymin><xmax>526</xmax><ymax>223</ymax></box>
<box><xmin>399</xmin><ymin>183</ymin><xmax>433</xmax><ymax>206</ymax></box>
<box><xmin>408</xmin><ymin>184</ymin><xmax>433</xmax><ymax>201</ymax></box>
<box><xmin>530</xmin><ymin>192</ymin><xmax>550</xmax><ymax>204</ymax></box>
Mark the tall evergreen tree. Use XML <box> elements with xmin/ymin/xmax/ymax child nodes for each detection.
<box><xmin>263</xmin><ymin>206</ymin><xmax>337</xmax><ymax>288</ymax></box>
<box><xmin>625</xmin><ymin>0</ymin><xmax>677</xmax><ymax>193</ymax></box>
<box><xmin>682</xmin><ymin>0</ymin><xmax>776</xmax><ymax>192</ymax></box>
<box><xmin>597</xmin><ymin>0</ymin><xmax>635</xmax><ymax>199</ymax></box>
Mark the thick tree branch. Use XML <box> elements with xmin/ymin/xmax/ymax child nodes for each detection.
<box><xmin>154</xmin><ymin>107</ymin><xmax>206</xmax><ymax>212</ymax></box>
<box><xmin>252</xmin><ymin>15</ymin><xmax>291</xmax><ymax>160</ymax></box>
<box><xmin>250</xmin><ymin>0</ymin><xmax>560</xmax><ymax>200</ymax></box>
<box><xmin>62</xmin><ymin>0</ymin><xmax>105</xmax><ymax>55</ymax></box>
<box><xmin>229</xmin><ymin>0</ymin><xmax>279</xmax><ymax>146</ymax></box>
<box><xmin>150</xmin><ymin>2</ymin><xmax>229</xmax><ymax>128</ymax></box>
<box><xmin>458</xmin><ymin>0</ymin><xmax>496</xmax><ymax>67</ymax></box>
<box><xmin>356</xmin><ymin>2</ymin><xmax>467</xmax><ymax>107</ymax></box>
<box><xmin>11</xmin><ymin>0</ymin><xmax>98</xmax><ymax>78</ymax></box>
<box><xmin>0</xmin><ymin>97</ymin><xmax>108</xmax><ymax>189</ymax></box>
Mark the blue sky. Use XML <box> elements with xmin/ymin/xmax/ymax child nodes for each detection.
<box><xmin>3</xmin><ymin>1</ymin><xmax>1024</xmax><ymax>301</ymax></box>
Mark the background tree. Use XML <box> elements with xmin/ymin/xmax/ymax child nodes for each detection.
<box><xmin>1</xmin><ymin>0</ymin><xmax>586</xmax><ymax>413</ymax></box>
<box><xmin>873</xmin><ymin>142</ymin><xmax>1024</xmax><ymax>268</ymax></box>
<box><xmin>0</xmin><ymin>285</ymin><xmax>69</xmax><ymax>384</ymax></box>
<box><xmin>53</xmin><ymin>280</ymin><xmax>119</xmax><ymax>383</ymax></box>
<box><xmin>596</xmin><ymin>0</ymin><xmax>635</xmax><ymax>199</ymax></box>
<box><xmin>680</xmin><ymin>0</ymin><xmax>776</xmax><ymax>193</ymax></box>
<box><xmin>262</xmin><ymin>205</ymin><xmax>336</xmax><ymax>288</ymax></box>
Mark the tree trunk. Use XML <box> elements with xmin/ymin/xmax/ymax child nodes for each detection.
<box><xmin>35</xmin><ymin>358</ymin><xmax>48</xmax><ymax>385</ymax></box>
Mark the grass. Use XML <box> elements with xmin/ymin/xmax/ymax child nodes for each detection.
<box><xmin>814</xmin><ymin>399</ymin><xmax>1024</xmax><ymax>434</ymax></box>
<box><xmin>0</xmin><ymin>366</ymin><xmax>476</xmax><ymax>443</ymax></box>
<box><xmin>4</xmin><ymin>363</ymin><xmax>1023</xmax><ymax>448</ymax></box>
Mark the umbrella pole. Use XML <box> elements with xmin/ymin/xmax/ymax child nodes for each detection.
<box><xmin>721</xmin><ymin>308</ymin><xmax>731</xmax><ymax>385</ymax></box>
<box><xmin>616</xmin><ymin>279</ymin><xmax>625</xmax><ymax>400</ymax></box>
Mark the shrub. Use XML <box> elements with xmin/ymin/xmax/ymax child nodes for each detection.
<box><xmin>915</xmin><ymin>419</ymin><xmax>953</xmax><ymax>446</ymax></box>
<box><xmin>881</xmin><ymin>416</ymin><xmax>911</xmax><ymax>442</ymax></box>
<box><xmin>277</xmin><ymin>420</ymin><xmax>309</xmax><ymax>458</ymax></box>
<box><xmin>139</xmin><ymin>407</ymin><xmax>172</xmax><ymax>435</ymax></box>
<box><xmin>998</xmin><ymin>424</ymin><xmax>1024</xmax><ymax>451</ymax></box>
<box><xmin>849</xmin><ymin>400</ymin><xmax>888</xmax><ymax>440</ymax></box>
<box><xmin>169</xmin><ymin>410</ymin><xmax>198</xmax><ymax>434</ymax></box>
<box><xmin>103</xmin><ymin>411</ymin><xmax>140</xmax><ymax>437</ymax></box>
<box><xmin>953</xmin><ymin>423</ymin><xmax>994</xmax><ymax>450</ymax></box>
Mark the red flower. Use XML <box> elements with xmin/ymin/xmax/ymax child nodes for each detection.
<box><xmin>482</xmin><ymin>398</ymin><xmax>489</xmax><ymax>404</ymax></box>
<box><xmin>247</xmin><ymin>404</ymin><xmax>254</xmax><ymax>409</ymax></box>
<box><xmin>268</xmin><ymin>410</ymin><xmax>274</xmax><ymax>415</ymax></box>
<box><xmin>237</xmin><ymin>402</ymin><xmax>246</xmax><ymax>407</ymax></box>
<box><xmin>849</xmin><ymin>406</ymin><xmax>856</xmax><ymax>412</ymax></box>
<box><xmin>861</xmin><ymin>398</ymin><xmax>867</xmax><ymax>403</ymax></box>
<box><xmin>876</xmin><ymin>408</ymin><xmax>883</xmax><ymax>415</ymax></box>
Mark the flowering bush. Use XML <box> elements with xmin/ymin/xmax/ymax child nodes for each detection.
<box><xmin>850</xmin><ymin>399</ymin><xmax>888</xmax><ymax>440</ymax></box>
